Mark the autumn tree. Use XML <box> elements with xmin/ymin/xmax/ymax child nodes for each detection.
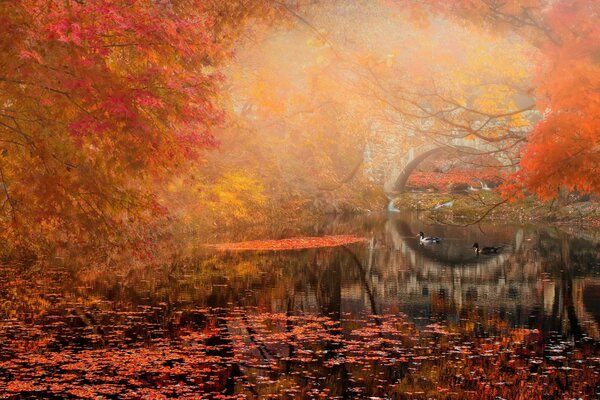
<box><xmin>0</xmin><ymin>0</ymin><xmax>282</xmax><ymax>251</ymax></box>
<box><xmin>340</xmin><ymin>15</ymin><xmax>537</xmax><ymax>192</ymax></box>
<box><xmin>223</xmin><ymin>1</ymin><xmax>537</xmax><ymax>195</ymax></box>
<box><xmin>269</xmin><ymin>0</ymin><xmax>598</xmax><ymax>200</ymax></box>
<box><xmin>191</xmin><ymin>0</ymin><xmax>541</xmax><ymax>218</ymax></box>
<box><xmin>389</xmin><ymin>0</ymin><xmax>600</xmax><ymax>199</ymax></box>
<box><xmin>204</xmin><ymin>24</ymin><xmax>387</xmax><ymax>217</ymax></box>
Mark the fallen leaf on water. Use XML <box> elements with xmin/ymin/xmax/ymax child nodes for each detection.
<box><xmin>208</xmin><ymin>235</ymin><xmax>367</xmax><ymax>251</ymax></box>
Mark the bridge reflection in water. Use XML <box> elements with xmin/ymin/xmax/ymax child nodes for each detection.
<box><xmin>282</xmin><ymin>213</ymin><xmax>600</xmax><ymax>342</ymax></box>
<box><xmin>3</xmin><ymin>211</ymin><xmax>595</xmax><ymax>343</ymax></box>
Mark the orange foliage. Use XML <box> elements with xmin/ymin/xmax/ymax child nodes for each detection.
<box><xmin>516</xmin><ymin>0</ymin><xmax>600</xmax><ymax>198</ymax></box>
<box><xmin>408</xmin><ymin>171</ymin><xmax>504</xmax><ymax>191</ymax></box>
<box><xmin>0</xmin><ymin>0</ymin><xmax>280</xmax><ymax>250</ymax></box>
<box><xmin>391</xmin><ymin>0</ymin><xmax>600</xmax><ymax>199</ymax></box>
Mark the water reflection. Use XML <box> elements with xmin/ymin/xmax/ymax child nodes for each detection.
<box><xmin>1</xmin><ymin>212</ymin><xmax>600</xmax><ymax>398</ymax></box>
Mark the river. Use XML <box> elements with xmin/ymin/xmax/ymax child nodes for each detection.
<box><xmin>1</xmin><ymin>212</ymin><xmax>599</xmax><ymax>398</ymax></box>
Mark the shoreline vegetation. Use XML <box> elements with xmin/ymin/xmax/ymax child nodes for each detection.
<box><xmin>204</xmin><ymin>188</ymin><xmax>600</xmax><ymax>243</ymax></box>
<box><xmin>389</xmin><ymin>191</ymin><xmax>600</xmax><ymax>227</ymax></box>
<box><xmin>271</xmin><ymin>187</ymin><xmax>600</xmax><ymax>228</ymax></box>
<box><xmin>384</xmin><ymin>191</ymin><xmax>600</xmax><ymax>244</ymax></box>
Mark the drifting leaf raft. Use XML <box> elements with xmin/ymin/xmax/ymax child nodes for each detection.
<box><xmin>210</xmin><ymin>235</ymin><xmax>367</xmax><ymax>251</ymax></box>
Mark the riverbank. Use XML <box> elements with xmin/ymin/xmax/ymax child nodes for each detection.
<box><xmin>206</xmin><ymin>189</ymin><xmax>600</xmax><ymax>243</ymax></box>
<box><xmin>391</xmin><ymin>191</ymin><xmax>600</xmax><ymax>229</ymax></box>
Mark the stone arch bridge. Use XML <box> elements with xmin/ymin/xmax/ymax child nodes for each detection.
<box><xmin>363</xmin><ymin>137</ymin><xmax>518</xmax><ymax>193</ymax></box>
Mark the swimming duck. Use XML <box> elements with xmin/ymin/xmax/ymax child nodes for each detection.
<box><xmin>417</xmin><ymin>232</ymin><xmax>441</xmax><ymax>244</ymax></box>
<box><xmin>472</xmin><ymin>242</ymin><xmax>502</xmax><ymax>255</ymax></box>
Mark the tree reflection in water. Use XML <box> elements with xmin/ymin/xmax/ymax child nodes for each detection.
<box><xmin>1</xmin><ymin>213</ymin><xmax>600</xmax><ymax>398</ymax></box>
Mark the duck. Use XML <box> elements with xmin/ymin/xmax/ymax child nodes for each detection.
<box><xmin>472</xmin><ymin>242</ymin><xmax>502</xmax><ymax>255</ymax></box>
<box><xmin>417</xmin><ymin>231</ymin><xmax>441</xmax><ymax>244</ymax></box>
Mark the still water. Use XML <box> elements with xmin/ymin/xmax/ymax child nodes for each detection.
<box><xmin>1</xmin><ymin>212</ymin><xmax>600</xmax><ymax>399</ymax></box>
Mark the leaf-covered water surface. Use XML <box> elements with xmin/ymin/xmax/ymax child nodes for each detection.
<box><xmin>1</xmin><ymin>214</ymin><xmax>600</xmax><ymax>398</ymax></box>
<box><xmin>1</xmin><ymin>309</ymin><xmax>598</xmax><ymax>399</ymax></box>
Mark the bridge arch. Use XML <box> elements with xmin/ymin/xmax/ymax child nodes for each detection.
<box><xmin>384</xmin><ymin>139</ymin><xmax>516</xmax><ymax>193</ymax></box>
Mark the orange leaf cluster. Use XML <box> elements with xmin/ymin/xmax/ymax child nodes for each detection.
<box><xmin>391</xmin><ymin>0</ymin><xmax>600</xmax><ymax>199</ymax></box>
<box><xmin>517</xmin><ymin>0</ymin><xmax>600</xmax><ymax>198</ymax></box>
<box><xmin>0</xmin><ymin>0</ymin><xmax>280</xmax><ymax>249</ymax></box>
<box><xmin>210</xmin><ymin>235</ymin><xmax>367</xmax><ymax>251</ymax></box>
<box><xmin>408</xmin><ymin>171</ymin><xmax>504</xmax><ymax>191</ymax></box>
